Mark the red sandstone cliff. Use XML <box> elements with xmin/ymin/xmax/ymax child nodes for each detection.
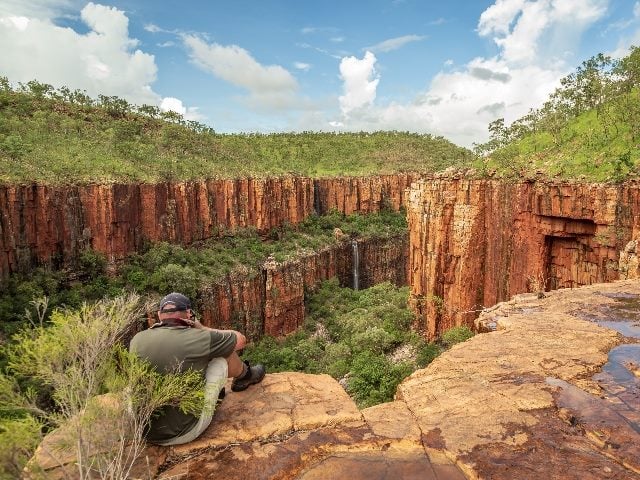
<box><xmin>407</xmin><ymin>179</ymin><xmax>640</xmax><ymax>339</ymax></box>
<box><xmin>198</xmin><ymin>234</ymin><xmax>409</xmax><ymax>338</ymax></box>
<box><xmin>0</xmin><ymin>174</ymin><xmax>415</xmax><ymax>278</ymax></box>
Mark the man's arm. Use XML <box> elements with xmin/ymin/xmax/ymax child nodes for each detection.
<box><xmin>188</xmin><ymin>319</ymin><xmax>246</xmax><ymax>351</ymax></box>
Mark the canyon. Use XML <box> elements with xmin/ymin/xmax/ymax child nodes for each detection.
<box><xmin>8</xmin><ymin>173</ymin><xmax>640</xmax><ymax>479</ymax></box>
<box><xmin>197</xmin><ymin>233</ymin><xmax>408</xmax><ymax>339</ymax></box>
<box><xmin>3</xmin><ymin>174</ymin><xmax>639</xmax><ymax>341</ymax></box>
<box><xmin>0</xmin><ymin>174</ymin><xmax>415</xmax><ymax>278</ymax></box>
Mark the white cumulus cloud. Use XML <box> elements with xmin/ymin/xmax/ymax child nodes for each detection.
<box><xmin>338</xmin><ymin>51</ymin><xmax>379</xmax><ymax>116</ymax></box>
<box><xmin>0</xmin><ymin>1</ymin><xmax>198</xmax><ymax>116</ymax></box>
<box><xmin>0</xmin><ymin>3</ymin><xmax>156</xmax><ymax>103</ymax></box>
<box><xmin>183</xmin><ymin>34</ymin><xmax>300</xmax><ymax>110</ymax></box>
<box><xmin>478</xmin><ymin>0</ymin><xmax>608</xmax><ymax>65</ymax></box>
<box><xmin>160</xmin><ymin>97</ymin><xmax>203</xmax><ymax>121</ymax></box>
<box><xmin>331</xmin><ymin>0</ymin><xmax>610</xmax><ymax>147</ymax></box>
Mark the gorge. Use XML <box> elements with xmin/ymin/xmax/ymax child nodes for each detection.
<box><xmin>2</xmin><ymin>174</ymin><xmax>639</xmax><ymax>339</ymax></box>
<box><xmin>3</xmin><ymin>173</ymin><xmax>640</xmax><ymax>479</ymax></box>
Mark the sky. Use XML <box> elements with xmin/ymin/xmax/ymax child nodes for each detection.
<box><xmin>0</xmin><ymin>0</ymin><xmax>639</xmax><ymax>147</ymax></box>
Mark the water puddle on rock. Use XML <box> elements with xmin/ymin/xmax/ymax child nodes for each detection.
<box><xmin>575</xmin><ymin>292</ymin><xmax>640</xmax><ymax>339</ymax></box>
<box><xmin>554</xmin><ymin>292</ymin><xmax>640</xmax><ymax>465</ymax></box>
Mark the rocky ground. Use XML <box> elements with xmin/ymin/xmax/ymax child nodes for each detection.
<box><xmin>31</xmin><ymin>280</ymin><xmax>640</xmax><ymax>479</ymax></box>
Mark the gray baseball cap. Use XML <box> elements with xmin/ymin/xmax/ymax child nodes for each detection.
<box><xmin>159</xmin><ymin>292</ymin><xmax>192</xmax><ymax>312</ymax></box>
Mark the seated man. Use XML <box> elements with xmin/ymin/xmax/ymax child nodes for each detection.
<box><xmin>130</xmin><ymin>292</ymin><xmax>265</xmax><ymax>446</ymax></box>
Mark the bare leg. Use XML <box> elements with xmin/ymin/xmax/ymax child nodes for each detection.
<box><xmin>225</xmin><ymin>351</ymin><xmax>245</xmax><ymax>378</ymax></box>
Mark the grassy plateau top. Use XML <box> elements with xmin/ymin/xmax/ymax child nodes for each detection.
<box><xmin>0</xmin><ymin>79</ymin><xmax>472</xmax><ymax>184</ymax></box>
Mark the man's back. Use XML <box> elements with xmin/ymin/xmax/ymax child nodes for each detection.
<box><xmin>130</xmin><ymin>326</ymin><xmax>236</xmax><ymax>373</ymax></box>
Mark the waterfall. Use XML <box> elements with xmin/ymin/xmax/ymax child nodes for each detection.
<box><xmin>313</xmin><ymin>180</ymin><xmax>321</xmax><ymax>215</ymax></box>
<box><xmin>352</xmin><ymin>239</ymin><xmax>359</xmax><ymax>291</ymax></box>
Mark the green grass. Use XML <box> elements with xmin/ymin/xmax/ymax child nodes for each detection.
<box><xmin>476</xmin><ymin>96</ymin><xmax>640</xmax><ymax>181</ymax></box>
<box><xmin>0</xmin><ymin>81</ymin><xmax>473</xmax><ymax>183</ymax></box>
<box><xmin>244</xmin><ymin>279</ymin><xmax>474</xmax><ymax>408</ymax></box>
<box><xmin>474</xmin><ymin>48</ymin><xmax>640</xmax><ymax>181</ymax></box>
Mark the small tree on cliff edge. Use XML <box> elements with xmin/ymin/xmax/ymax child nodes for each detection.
<box><xmin>0</xmin><ymin>294</ymin><xmax>205</xmax><ymax>480</ymax></box>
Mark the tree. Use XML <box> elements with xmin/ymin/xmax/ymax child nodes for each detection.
<box><xmin>614</xmin><ymin>45</ymin><xmax>640</xmax><ymax>92</ymax></box>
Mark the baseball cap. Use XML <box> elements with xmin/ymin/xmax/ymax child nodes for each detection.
<box><xmin>159</xmin><ymin>292</ymin><xmax>192</xmax><ymax>312</ymax></box>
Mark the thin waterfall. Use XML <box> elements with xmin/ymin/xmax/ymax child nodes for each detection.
<box><xmin>352</xmin><ymin>239</ymin><xmax>359</xmax><ymax>291</ymax></box>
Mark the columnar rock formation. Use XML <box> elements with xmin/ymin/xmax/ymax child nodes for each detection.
<box><xmin>314</xmin><ymin>174</ymin><xmax>415</xmax><ymax>215</ymax></box>
<box><xmin>407</xmin><ymin>179</ymin><xmax>640</xmax><ymax>339</ymax></box>
<box><xmin>198</xmin><ymin>234</ymin><xmax>409</xmax><ymax>338</ymax></box>
<box><xmin>0</xmin><ymin>174</ymin><xmax>415</xmax><ymax>278</ymax></box>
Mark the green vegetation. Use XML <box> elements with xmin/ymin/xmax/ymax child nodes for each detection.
<box><xmin>123</xmin><ymin>208</ymin><xmax>407</xmax><ymax>298</ymax></box>
<box><xmin>440</xmin><ymin>325</ymin><xmax>474</xmax><ymax>347</ymax></box>
<box><xmin>0</xmin><ymin>78</ymin><xmax>472</xmax><ymax>183</ymax></box>
<box><xmin>0</xmin><ymin>209</ymin><xmax>407</xmax><ymax>337</ymax></box>
<box><xmin>474</xmin><ymin>47</ymin><xmax>640</xmax><ymax>181</ymax></box>
<box><xmin>0</xmin><ymin>295</ymin><xmax>205</xmax><ymax>479</ymax></box>
<box><xmin>244</xmin><ymin>279</ymin><xmax>474</xmax><ymax>408</ymax></box>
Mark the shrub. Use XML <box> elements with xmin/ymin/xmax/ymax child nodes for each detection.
<box><xmin>78</xmin><ymin>249</ymin><xmax>107</xmax><ymax>278</ymax></box>
<box><xmin>148</xmin><ymin>263</ymin><xmax>198</xmax><ymax>299</ymax></box>
<box><xmin>0</xmin><ymin>294</ymin><xmax>205</xmax><ymax>480</ymax></box>
<box><xmin>350</xmin><ymin>326</ymin><xmax>396</xmax><ymax>355</ymax></box>
<box><xmin>0</xmin><ymin>416</ymin><xmax>42</xmax><ymax>480</ymax></box>
<box><xmin>347</xmin><ymin>352</ymin><xmax>413</xmax><ymax>408</ymax></box>
<box><xmin>0</xmin><ymin>134</ymin><xmax>30</xmax><ymax>159</ymax></box>
<box><xmin>416</xmin><ymin>343</ymin><xmax>441</xmax><ymax>367</ymax></box>
<box><xmin>440</xmin><ymin>326</ymin><xmax>475</xmax><ymax>347</ymax></box>
<box><xmin>319</xmin><ymin>343</ymin><xmax>352</xmax><ymax>378</ymax></box>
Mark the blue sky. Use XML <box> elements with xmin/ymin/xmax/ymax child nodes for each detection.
<box><xmin>1</xmin><ymin>0</ymin><xmax>639</xmax><ymax>146</ymax></box>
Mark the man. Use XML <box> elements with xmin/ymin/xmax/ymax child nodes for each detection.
<box><xmin>129</xmin><ymin>292</ymin><xmax>266</xmax><ymax>446</ymax></box>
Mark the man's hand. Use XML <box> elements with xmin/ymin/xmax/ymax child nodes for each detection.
<box><xmin>185</xmin><ymin>318</ymin><xmax>206</xmax><ymax>330</ymax></box>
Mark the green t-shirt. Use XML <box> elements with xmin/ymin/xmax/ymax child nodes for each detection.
<box><xmin>129</xmin><ymin>326</ymin><xmax>237</xmax><ymax>443</ymax></box>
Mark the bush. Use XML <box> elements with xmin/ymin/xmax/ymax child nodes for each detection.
<box><xmin>0</xmin><ymin>134</ymin><xmax>30</xmax><ymax>159</ymax></box>
<box><xmin>0</xmin><ymin>416</ymin><xmax>42</xmax><ymax>480</ymax></box>
<box><xmin>78</xmin><ymin>249</ymin><xmax>107</xmax><ymax>278</ymax></box>
<box><xmin>0</xmin><ymin>294</ymin><xmax>206</xmax><ymax>479</ymax></box>
<box><xmin>148</xmin><ymin>263</ymin><xmax>198</xmax><ymax>299</ymax></box>
<box><xmin>440</xmin><ymin>326</ymin><xmax>475</xmax><ymax>347</ymax></box>
<box><xmin>416</xmin><ymin>343</ymin><xmax>441</xmax><ymax>367</ymax></box>
<box><xmin>350</xmin><ymin>326</ymin><xmax>396</xmax><ymax>355</ymax></box>
<box><xmin>347</xmin><ymin>352</ymin><xmax>413</xmax><ymax>408</ymax></box>
<box><xmin>320</xmin><ymin>343</ymin><xmax>352</xmax><ymax>378</ymax></box>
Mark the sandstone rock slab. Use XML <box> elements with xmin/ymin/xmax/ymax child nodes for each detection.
<box><xmin>171</xmin><ymin>372</ymin><xmax>363</xmax><ymax>455</ymax></box>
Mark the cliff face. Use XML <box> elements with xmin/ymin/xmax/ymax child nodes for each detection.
<box><xmin>0</xmin><ymin>174</ymin><xmax>415</xmax><ymax>278</ymax></box>
<box><xmin>198</xmin><ymin>234</ymin><xmax>409</xmax><ymax>338</ymax></box>
<box><xmin>407</xmin><ymin>179</ymin><xmax>640</xmax><ymax>339</ymax></box>
<box><xmin>314</xmin><ymin>174</ymin><xmax>415</xmax><ymax>215</ymax></box>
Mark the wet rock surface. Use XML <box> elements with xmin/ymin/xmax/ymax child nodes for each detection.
<box><xmin>31</xmin><ymin>280</ymin><xmax>640</xmax><ymax>479</ymax></box>
<box><xmin>456</xmin><ymin>280</ymin><xmax>640</xmax><ymax>479</ymax></box>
